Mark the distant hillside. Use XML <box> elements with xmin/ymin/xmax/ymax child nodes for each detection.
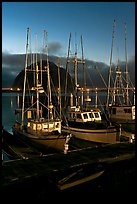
<box><xmin>2</xmin><ymin>53</ymin><xmax>135</xmax><ymax>88</ymax></box>
<box><xmin>12</xmin><ymin>60</ymin><xmax>73</xmax><ymax>93</ymax></box>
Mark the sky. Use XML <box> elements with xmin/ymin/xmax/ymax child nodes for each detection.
<box><xmin>2</xmin><ymin>2</ymin><xmax>135</xmax><ymax>65</ymax></box>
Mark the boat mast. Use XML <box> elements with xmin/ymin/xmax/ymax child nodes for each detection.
<box><xmin>65</xmin><ymin>32</ymin><xmax>71</xmax><ymax>105</ymax></box>
<box><xmin>65</xmin><ymin>33</ymin><xmax>83</xmax><ymax>108</ymax></box>
<box><xmin>40</xmin><ymin>51</ymin><xmax>42</xmax><ymax>85</ymax></box>
<box><xmin>45</xmin><ymin>32</ymin><xmax>53</xmax><ymax>120</ymax></box>
<box><xmin>58</xmin><ymin>58</ymin><xmax>61</xmax><ymax>120</ymax></box>
<box><xmin>107</xmin><ymin>19</ymin><xmax>116</xmax><ymax>107</ymax></box>
<box><xmin>40</xmin><ymin>30</ymin><xmax>46</xmax><ymax>85</ymax></box>
<box><xmin>124</xmin><ymin>22</ymin><xmax>129</xmax><ymax>105</ymax></box>
<box><xmin>21</xmin><ymin>27</ymin><xmax>30</xmax><ymax>127</ymax></box>
<box><xmin>74</xmin><ymin>35</ymin><xmax>78</xmax><ymax>107</ymax></box>
<box><xmin>81</xmin><ymin>35</ymin><xmax>86</xmax><ymax>88</ymax></box>
<box><xmin>113</xmin><ymin>57</ymin><xmax>125</xmax><ymax>105</ymax></box>
<box><xmin>81</xmin><ymin>35</ymin><xmax>85</xmax><ymax>107</ymax></box>
<box><xmin>35</xmin><ymin>34</ymin><xmax>40</xmax><ymax>121</ymax></box>
<box><xmin>33</xmin><ymin>53</ymin><xmax>35</xmax><ymax>87</ymax></box>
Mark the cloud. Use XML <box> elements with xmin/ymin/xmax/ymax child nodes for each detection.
<box><xmin>48</xmin><ymin>42</ymin><xmax>62</xmax><ymax>55</ymax></box>
<box><xmin>2</xmin><ymin>52</ymin><xmax>25</xmax><ymax>71</ymax></box>
<box><xmin>2</xmin><ymin>52</ymin><xmax>135</xmax><ymax>88</ymax></box>
<box><xmin>2</xmin><ymin>52</ymin><xmax>25</xmax><ymax>87</ymax></box>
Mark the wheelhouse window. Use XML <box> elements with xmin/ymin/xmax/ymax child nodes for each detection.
<box><xmin>77</xmin><ymin>114</ymin><xmax>82</xmax><ymax>119</ymax></box>
<box><xmin>94</xmin><ymin>112</ymin><xmax>100</xmax><ymax>118</ymax></box>
<box><xmin>89</xmin><ymin>113</ymin><xmax>94</xmax><ymax>118</ymax></box>
<box><xmin>83</xmin><ymin>113</ymin><xmax>88</xmax><ymax>119</ymax></box>
<box><xmin>124</xmin><ymin>108</ymin><xmax>131</xmax><ymax>113</ymax></box>
<box><xmin>73</xmin><ymin>113</ymin><xmax>76</xmax><ymax>118</ymax></box>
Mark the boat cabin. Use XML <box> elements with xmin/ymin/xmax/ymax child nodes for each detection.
<box><xmin>108</xmin><ymin>105</ymin><xmax>135</xmax><ymax>120</ymax></box>
<box><xmin>27</xmin><ymin>118</ymin><xmax>61</xmax><ymax>134</ymax></box>
<box><xmin>67</xmin><ymin>106</ymin><xmax>102</xmax><ymax>123</ymax></box>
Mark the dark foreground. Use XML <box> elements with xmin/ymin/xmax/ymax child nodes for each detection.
<box><xmin>2</xmin><ymin>128</ymin><xmax>136</xmax><ymax>201</ymax></box>
<box><xmin>2</xmin><ymin>146</ymin><xmax>135</xmax><ymax>201</ymax></box>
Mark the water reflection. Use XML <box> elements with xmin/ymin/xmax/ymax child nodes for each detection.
<box><xmin>10</xmin><ymin>96</ymin><xmax>13</xmax><ymax>108</ymax></box>
<box><xmin>2</xmin><ymin>92</ymin><xmax>20</xmax><ymax>133</ymax></box>
<box><xmin>2</xmin><ymin>91</ymin><xmax>135</xmax><ymax>133</ymax></box>
<box><xmin>17</xmin><ymin>94</ymin><xmax>20</xmax><ymax>107</ymax></box>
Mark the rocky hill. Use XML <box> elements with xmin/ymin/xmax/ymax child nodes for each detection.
<box><xmin>12</xmin><ymin>60</ymin><xmax>73</xmax><ymax>94</ymax></box>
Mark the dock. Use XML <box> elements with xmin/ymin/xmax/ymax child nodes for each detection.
<box><xmin>2</xmin><ymin>143</ymin><xmax>135</xmax><ymax>199</ymax></box>
<box><xmin>2</xmin><ymin>128</ymin><xmax>135</xmax><ymax>200</ymax></box>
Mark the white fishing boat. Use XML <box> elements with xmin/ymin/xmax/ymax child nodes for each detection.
<box><xmin>62</xmin><ymin>33</ymin><xmax>120</xmax><ymax>145</ymax></box>
<box><xmin>106</xmin><ymin>20</ymin><xmax>135</xmax><ymax>133</ymax></box>
<box><xmin>12</xmin><ymin>28</ymin><xmax>71</xmax><ymax>153</ymax></box>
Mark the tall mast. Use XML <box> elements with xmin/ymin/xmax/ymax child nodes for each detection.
<box><xmin>29</xmin><ymin>31</ymin><xmax>32</xmax><ymax>70</ymax></box>
<box><xmin>107</xmin><ymin>19</ymin><xmax>116</xmax><ymax>106</ymax></box>
<box><xmin>36</xmin><ymin>65</ymin><xmax>40</xmax><ymax>120</ymax></box>
<box><xmin>33</xmin><ymin>53</ymin><xmax>35</xmax><ymax>87</ymax></box>
<box><xmin>45</xmin><ymin>32</ymin><xmax>53</xmax><ymax>120</ymax></box>
<box><xmin>81</xmin><ymin>35</ymin><xmax>86</xmax><ymax>88</ymax></box>
<box><xmin>58</xmin><ymin>58</ymin><xmax>61</xmax><ymax>120</ymax></box>
<box><xmin>74</xmin><ymin>37</ymin><xmax>78</xmax><ymax>107</ymax></box>
<box><xmin>65</xmin><ymin>32</ymin><xmax>71</xmax><ymax>105</ymax></box>
<box><xmin>35</xmin><ymin>34</ymin><xmax>38</xmax><ymax>67</ymax></box>
<box><xmin>35</xmin><ymin>34</ymin><xmax>40</xmax><ymax>120</ymax></box>
<box><xmin>40</xmin><ymin>30</ymin><xmax>46</xmax><ymax>85</ymax></box>
<box><xmin>40</xmin><ymin>51</ymin><xmax>42</xmax><ymax>85</ymax></box>
<box><xmin>22</xmin><ymin>27</ymin><xmax>30</xmax><ymax>126</ymax></box>
<box><xmin>124</xmin><ymin>22</ymin><xmax>129</xmax><ymax>105</ymax></box>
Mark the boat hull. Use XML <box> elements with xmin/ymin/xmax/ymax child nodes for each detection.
<box><xmin>12</xmin><ymin>126</ymin><xmax>70</xmax><ymax>153</ymax></box>
<box><xmin>62</xmin><ymin>125</ymin><xmax>120</xmax><ymax>144</ymax></box>
<box><xmin>109</xmin><ymin>118</ymin><xmax>135</xmax><ymax>133</ymax></box>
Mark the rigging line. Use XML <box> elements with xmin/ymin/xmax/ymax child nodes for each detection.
<box><xmin>50</xmin><ymin>76</ymin><xmax>61</xmax><ymax>116</ymax></box>
<box><xmin>125</xmin><ymin>74</ymin><xmax>135</xmax><ymax>90</ymax></box>
<box><xmin>39</xmin><ymin>101</ymin><xmax>49</xmax><ymax>110</ymax></box>
<box><xmin>95</xmin><ymin>64</ymin><xmax>107</xmax><ymax>88</ymax></box>
<box><xmin>23</xmin><ymin>101</ymin><xmax>37</xmax><ymax>112</ymax></box>
<box><xmin>84</xmin><ymin>65</ymin><xmax>94</xmax><ymax>88</ymax></box>
<box><xmin>96</xmin><ymin>96</ymin><xmax>110</xmax><ymax>121</ymax></box>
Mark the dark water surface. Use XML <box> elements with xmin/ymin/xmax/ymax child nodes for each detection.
<box><xmin>2</xmin><ymin>92</ymin><xmax>19</xmax><ymax>133</ymax></box>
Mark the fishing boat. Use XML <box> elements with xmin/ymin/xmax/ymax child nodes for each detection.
<box><xmin>12</xmin><ymin>28</ymin><xmax>71</xmax><ymax>153</ymax></box>
<box><xmin>106</xmin><ymin>20</ymin><xmax>135</xmax><ymax>133</ymax></box>
<box><xmin>62</xmin><ymin>33</ymin><xmax>120</xmax><ymax>145</ymax></box>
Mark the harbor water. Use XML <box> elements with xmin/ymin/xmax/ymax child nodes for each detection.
<box><xmin>2</xmin><ymin>92</ymin><xmax>136</xmax><ymax>198</ymax></box>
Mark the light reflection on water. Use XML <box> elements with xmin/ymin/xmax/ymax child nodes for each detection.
<box><xmin>2</xmin><ymin>92</ymin><xmax>108</xmax><ymax>133</ymax></box>
<box><xmin>2</xmin><ymin>93</ymin><xmax>19</xmax><ymax>133</ymax></box>
<box><xmin>2</xmin><ymin>91</ymin><xmax>135</xmax><ymax>133</ymax></box>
